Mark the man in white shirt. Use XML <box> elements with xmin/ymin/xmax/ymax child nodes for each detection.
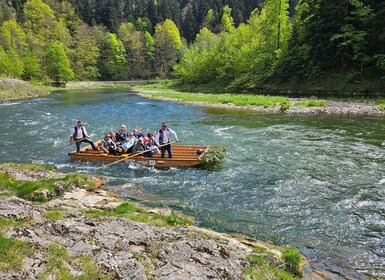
<box><xmin>70</xmin><ymin>120</ymin><xmax>97</xmax><ymax>153</ymax></box>
<box><xmin>155</xmin><ymin>122</ymin><xmax>179</xmax><ymax>158</ymax></box>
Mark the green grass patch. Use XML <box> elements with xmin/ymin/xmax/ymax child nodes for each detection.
<box><xmin>243</xmin><ymin>245</ymin><xmax>303</xmax><ymax>280</ymax></box>
<box><xmin>0</xmin><ymin>164</ymin><xmax>102</xmax><ymax>202</ymax></box>
<box><xmin>0</xmin><ymin>217</ymin><xmax>24</xmax><ymax>234</ymax></box>
<box><xmin>39</xmin><ymin>244</ymin><xmax>109</xmax><ymax>280</ymax></box>
<box><xmin>244</xmin><ymin>253</ymin><xmax>300</xmax><ymax>280</ymax></box>
<box><xmin>83</xmin><ymin>202</ymin><xmax>193</xmax><ymax>228</ymax></box>
<box><xmin>142</xmin><ymin>91</ymin><xmax>290</xmax><ymax>108</ymax></box>
<box><xmin>293</xmin><ymin>99</ymin><xmax>327</xmax><ymax>107</ymax></box>
<box><xmin>0</xmin><ymin>235</ymin><xmax>35</xmax><ymax>272</ymax></box>
<box><xmin>43</xmin><ymin>211</ymin><xmax>64</xmax><ymax>221</ymax></box>
<box><xmin>282</xmin><ymin>248</ymin><xmax>303</xmax><ymax>276</ymax></box>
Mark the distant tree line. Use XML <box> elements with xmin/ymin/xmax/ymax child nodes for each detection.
<box><xmin>0</xmin><ymin>0</ymin><xmax>188</xmax><ymax>82</ymax></box>
<box><xmin>175</xmin><ymin>0</ymin><xmax>385</xmax><ymax>88</ymax></box>
<box><xmin>1</xmin><ymin>0</ymin><xmax>384</xmax><ymax>88</ymax></box>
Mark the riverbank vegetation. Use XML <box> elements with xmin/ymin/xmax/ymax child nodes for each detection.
<box><xmin>1</xmin><ymin>1</ymin><xmax>384</xmax><ymax>95</ymax></box>
<box><xmin>175</xmin><ymin>0</ymin><xmax>385</xmax><ymax>94</ymax></box>
<box><xmin>134</xmin><ymin>82</ymin><xmax>330</xmax><ymax>110</ymax></box>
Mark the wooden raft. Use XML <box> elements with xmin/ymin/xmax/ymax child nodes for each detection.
<box><xmin>68</xmin><ymin>139</ymin><xmax>209</xmax><ymax>168</ymax></box>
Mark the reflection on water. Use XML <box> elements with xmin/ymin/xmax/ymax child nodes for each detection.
<box><xmin>1</xmin><ymin>89</ymin><xmax>385</xmax><ymax>278</ymax></box>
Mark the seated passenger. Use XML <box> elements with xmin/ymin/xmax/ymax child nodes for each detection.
<box><xmin>132</xmin><ymin>137</ymin><xmax>145</xmax><ymax>154</ymax></box>
<box><xmin>101</xmin><ymin>134</ymin><xmax>122</xmax><ymax>155</ymax></box>
<box><xmin>145</xmin><ymin>134</ymin><xmax>159</xmax><ymax>154</ymax></box>
<box><xmin>133</xmin><ymin>128</ymin><xmax>145</xmax><ymax>138</ymax></box>
<box><xmin>122</xmin><ymin>134</ymin><xmax>136</xmax><ymax>154</ymax></box>
<box><xmin>109</xmin><ymin>130</ymin><xmax>117</xmax><ymax>144</ymax></box>
<box><xmin>132</xmin><ymin>137</ymin><xmax>153</xmax><ymax>157</ymax></box>
<box><xmin>120</xmin><ymin>124</ymin><xmax>128</xmax><ymax>138</ymax></box>
<box><xmin>115</xmin><ymin>129</ymin><xmax>125</xmax><ymax>145</ymax></box>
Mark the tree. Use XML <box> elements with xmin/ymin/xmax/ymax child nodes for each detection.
<box><xmin>71</xmin><ymin>24</ymin><xmax>100</xmax><ymax>80</ymax></box>
<box><xmin>22</xmin><ymin>49</ymin><xmax>41</xmax><ymax>80</ymax></box>
<box><xmin>331</xmin><ymin>0</ymin><xmax>373</xmax><ymax>73</ymax></box>
<box><xmin>99</xmin><ymin>33</ymin><xmax>127</xmax><ymax>80</ymax></box>
<box><xmin>45</xmin><ymin>43</ymin><xmax>74</xmax><ymax>83</ymax></box>
<box><xmin>0</xmin><ymin>46</ymin><xmax>13</xmax><ymax>77</ymax></box>
<box><xmin>154</xmin><ymin>19</ymin><xmax>182</xmax><ymax>77</ymax></box>
<box><xmin>221</xmin><ymin>5</ymin><xmax>234</xmax><ymax>33</ymax></box>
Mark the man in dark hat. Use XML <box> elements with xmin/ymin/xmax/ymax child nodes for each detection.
<box><xmin>70</xmin><ymin>120</ymin><xmax>97</xmax><ymax>153</ymax></box>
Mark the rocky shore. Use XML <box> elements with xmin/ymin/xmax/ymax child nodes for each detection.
<box><xmin>0</xmin><ymin>164</ymin><xmax>329</xmax><ymax>280</ymax></box>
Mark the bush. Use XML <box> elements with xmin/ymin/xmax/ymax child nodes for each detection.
<box><xmin>282</xmin><ymin>248</ymin><xmax>303</xmax><ymax>276</ymax></box>
<box><xmin>201</xmin><ymin>145</ymin><xmax>227</xmax><ymax>166</ymax></box>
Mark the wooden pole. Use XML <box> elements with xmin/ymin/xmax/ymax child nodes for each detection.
<box><xmin>31</xmin><ymin>137</ymin><xmax>88</xmax><ymax>160</ymax></box>
<box><xmin>95</xmin><ymin>141</ymin><xmax>176</xmax><ymax>170</ymax></box>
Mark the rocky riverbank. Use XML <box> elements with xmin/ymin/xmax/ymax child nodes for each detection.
<box><xmin>0</xmin><ymin>78</ymin><xmax>48</xmax><ymax>100</ymax></box>
<box><xmin>0</xmin><ymin>164</ymin><xmax>331</xmax><ymax>280</ymax></box>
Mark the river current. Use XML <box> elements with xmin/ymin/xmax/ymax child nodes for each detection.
<box><xmin>0</xmin><ymin>89</ymin><xmax>384</xmax><ymax>279</ymax></box>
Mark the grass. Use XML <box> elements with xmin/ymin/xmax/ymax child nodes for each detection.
<box><xmin>0</xmin><ymin>165</ymin><xmax>100</xmax><ymax>202</ymax></box>
<box><xmin>0</xmin><ymin>217</ymin><xmax>24</xmax><ymax>234</ymax></box>
<box><xmin>0</xmin><ymin>235</ymin><xmax>35</xmax><ymax>272</ymax></box>
<box><xmin>83</xmin><ymin>202</ymin><xmax>193</xmax><ymax>228</ymax></box>
<box><xmin>135</xmin><ymin>81</ymin><xmax>331</xmax><ymax>111</ymax></box>
<box><xmin>38</xmin><ymin>244</ymin><xmax>109</xmax><ymax>280</ymax></box>
<box><xmin>242</xmin><ymin>246</ymin><xmax>304</xmax><ymax>279</ymax></box>
<box><xmin>293</xmin><ymin>99</ymin><xmax>327</xmax><ymax>107</ymax></box>
<box><xmin>282</xmin><ymin>248</ymin><xmax>303</xmax><ymax>276</ymax></box>
<box><xmin>43</xmin><ymin>211</ymin><xmax>64</xmax><ymax>221</ymax></box>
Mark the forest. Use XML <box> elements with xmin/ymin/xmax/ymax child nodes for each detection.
<box><xmin>0</xmin><ymin>0</ymin><xmax>384</xmax><ymax>91</ymax></box>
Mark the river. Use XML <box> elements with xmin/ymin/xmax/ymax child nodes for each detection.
<box><xmin>1</xmin><ymin>88</ymin><xmax>384</xmax><ymax>279</ymax></box>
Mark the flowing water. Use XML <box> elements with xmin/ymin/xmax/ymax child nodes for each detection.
<box><xmin>1</xmin><ymin>89</ymin><xmax>384</xmax><ymax>279</ymax></box>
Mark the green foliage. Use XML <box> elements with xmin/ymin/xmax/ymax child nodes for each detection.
<box><xmin>221</xmin><ymin>5</ymin><xmax>234</xmax><ymax>33</ymax></box>
<box><xmin>84</xmin><ymin>202</ymin><xmax>193</xmax><ymax>228</ymax></box>
<box><xmin>244</xmin><ymin>253</ymin><xmax>300</xmax><ymax>280</ymax></box>
<box><xmin>71</xmin><ymin>24</ymin><xmax>100</xmax><ymax>80</ymax></box>
<box><xmin>0</xmin><ymin>235</ymin><xmax>35</xmax><ymax>272</ymax></box>
<box><xmin>22</xmin><ymin>50</ymin><xmax>41</xmax><ymax>80</ymax></box>
<box><xmin>282</xmin><ymin>248</ymin><xmax>303</xmax><ymax>276</ymax></box>
<box><xmin>201</xmin><ymin>145</ymin><xmax>227</xmax><ymax>166</ymax></box>
<box><xmin>39</xmin><ymin>244</ymin><xmax>109</xmax><ymax>280</ymax></box>
<box><xmin>0</xmin><ymin>217</ymin><xmax>24</xmax><ymax>234</ymax></box>
<box><xmin>293</xmin><ymin>100</ymin><xmax>327</xmax><ymax>107</ymax></box>
<box><xmin>0</xmin><ymin>164</ymin><xmax>100</xmax><ymax>202</ymax></box>
<box><xmin>114</xmin><ymin>202</ymin><xmax>144</xmax><ymax>214</ymax></box>
<box><xmin>99</xmin><ymin>33</ymin><xmax>127</xmax><ymax>80</ymax></box>
<box><xmin>138</xmin><ymin>88</ymin><xmax>290</xmax><ymax>108</ymax></box>
<box><xmin>43</xmin><ymin>211</ymin><xmax>64</xmax><ymax>221</ymax></box>
<box><xmin>45</xmin><ymin>43</ymin><xmax>74</xmax><ymax>83</ymax></box>
<box><xmin>154</xmin><ymin>19</ymin><xmax>182</xmax><ymax>77</ymax></box>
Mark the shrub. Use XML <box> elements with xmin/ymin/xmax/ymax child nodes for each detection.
<box><xmin>201</xmin><ymin>145</ymin><xmax>227</xmax><ymax>166</ymax></box>
<box><xmin>282</xmin><ymin>248</ymin><xmax>303</xmax><ymax>276</ymax></box>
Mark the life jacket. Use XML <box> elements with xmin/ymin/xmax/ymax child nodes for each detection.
<box><xmin>158</xmin><ymin>128</ymin><xmax>170</xmax><ymax>144</ymax></box>
<box><xmin>73</xmin><ymin>126</ymin><xmax>86</xmax><ymax>140</ymax></box>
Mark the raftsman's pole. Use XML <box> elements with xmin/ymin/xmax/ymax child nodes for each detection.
<box><xmin>32</xmin><ymin>137</ymin><xmax>88</xmax><ymax>160</ymax></box>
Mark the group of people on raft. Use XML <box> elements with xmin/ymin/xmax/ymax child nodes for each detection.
<box><xmin>69</xmin><ymin>120</ymin><xmax>179</xmax><ymax>158</ymax></box>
